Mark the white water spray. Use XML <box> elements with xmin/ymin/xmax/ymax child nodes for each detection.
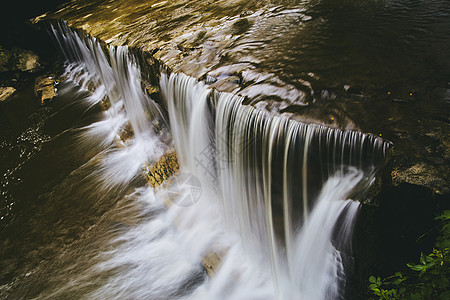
<box><xmin>161</xmin><ymin>71</ymin><xmax>389</xmax><ymax>299</ymax></box>
<box><xmin>43</xmin><ymin>23</ymin><xmax>390</xmax><ymax>300</ymax></box>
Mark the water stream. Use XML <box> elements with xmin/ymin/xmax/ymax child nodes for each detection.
<box><xmin>1</xmin><ymin>21</ymin><xmax>391</xmax><ymax>300</ymax></box>
<box><xmin>161</xmin><ymin>70</ymin><xmax>388</xmax><ymax>299</ymax></box>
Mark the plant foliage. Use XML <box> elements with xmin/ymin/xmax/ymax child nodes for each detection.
<box><xmin>369</xmin><ymin>210</ymin><xmax>450</xmax><ymax>299</ymax></box>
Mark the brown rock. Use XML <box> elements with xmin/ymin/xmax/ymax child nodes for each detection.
<box><xmin>392</xmin><ymin>163</ymin><xmax>449</xmax><ymax>195</ymax></box>
<box><xmin>0</xmin><ymin>47</ymin><xmax>42</xmax><ymax>73</ymax></box>
<box><xmin>145</xmin><ymin>85</ymin><xmax>159</xmax><ymax>95</ymax></box>
<box><xmin>11</xmin><ymin>48</ymin><xmax>41</xmax><ymax>72</ymax></box>
<box><xmin>146</xmin><ymin>151</ymin><xmax>180</xmax><ymax>188</ymax></box>
<box><xmin>34</xmin><ymin>76</ymin><xmax>56</xmax><ymax>104</ymax></box>
<box><xmin>0</xmin><ymin>87</ymin><xmax>16</xmax><ymax>101</ymax></box>
<box><xmin>202</xmin><ymin>252</ymin><xmax>223</xmax><ymax>277</ymax></box>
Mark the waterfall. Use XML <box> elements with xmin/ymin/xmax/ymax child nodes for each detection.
<box><xmin>44</xmin><ymin>23</ymin><xmax>390</xmax><ymax>299</ymax></box>
<box><xmin>49</xmin><ymin>22</ymin><xmax>168</xmax><ymax>192</ymax></box>
<box><xmin>50</xmin><ymin>22</ymin><xmax>166</xmax><ymax>141</ymax></box>
<box><xmin>161</xmin><ymin>71</ymin><xmax>389</xmax><ymax>299</ymax></box>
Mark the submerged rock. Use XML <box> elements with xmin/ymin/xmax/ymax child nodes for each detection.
<box><xmin>117</xmin><ymin>122</ymin><xmax>134</xmax><ymax>143</ymax></box>
<box><xmin>202</xmin><ymin>251</ymin><xmax>223</xmax><ymax>277</ymax></box>
<box><xmin>29</xmin><ymin>2</ymin><xmax>450</xmax><ymax>297</ymax></box>
<box><xmin>0</xmin><ymin>86</ymin><xmax>16</xmax><ymax>101</ymax></box>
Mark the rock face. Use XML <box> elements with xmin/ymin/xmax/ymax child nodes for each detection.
<box><xmin>0</xmin><ymin>86</ymin><xmax>16</xmax><ymax>101</ymax></box>
<box><xmin>34</xmin><ymin>76</ymin><xmax>56</xmax><ymax>104</ymax></box>
<box><xmin>392</xmin><ymin>163</ymin><xmax>448</xmax><ymax>195</ymax></box>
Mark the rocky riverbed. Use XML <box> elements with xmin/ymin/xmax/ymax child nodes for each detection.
<box><xmin>0</xmin><ymin>46</ymin><xmax>58</xmax><ymax>104</ymax></box>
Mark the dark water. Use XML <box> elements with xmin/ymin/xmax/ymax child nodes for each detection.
<box><xmin>0</xmin><ymin>80</ymin><xmax>118</xmax><ymax>297</ymax></box>
<box><xmin>0</xmin><ymin>0</ymin><xmax>449</xmax><ymax>298</ymax></box>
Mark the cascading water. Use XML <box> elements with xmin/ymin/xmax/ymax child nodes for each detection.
<box><xmin>49</xmin><ymin>22</ymin><xmax>169</xmax><ymax>190</ymax></box>
<box><xmin>50</xmin><ymin>22</ymin><xmax>166</xmax><ymax>140</ymax></box>
<box><xmin>160</xmin><ymin>71</ymin><xmax>389</xmax><ymax>299</ymax></box>
<box><xmin>30</xmin><ymin>22</ymin><xmax>390</xmax><ymax>300</ymax></box>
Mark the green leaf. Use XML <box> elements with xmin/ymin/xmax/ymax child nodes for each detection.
<box><xmin>372</xmin><ymin>288</ymin><xmax>381</xmax><ymax>295</ymax></box>
<box><xmin>419</xmin><ymin>268</ymin><xmax>427</xmax><ymax>277</ymax></box>
<box><xmin>369</xmin><ymin>208</ymin><xmax>450</xmax><ymax>300</ymax></box>
<box><xmin>435</xmin><ymin>210</ymin><xmax>450</xmax><ymax>221</ymax></box>
<box><xmin>420</xmin><ymin>253</ymin><xmax>426</xmax><ymax>265</ymax></box>
<box><xmin>409</xmin><ymin>264</ymin><xmax>425</xmax><ymax>271</ymax></box>
<box><xmin>442</xmin><ymin>223</ymin><xmax>450</xmax><ymax>233</ymax></box>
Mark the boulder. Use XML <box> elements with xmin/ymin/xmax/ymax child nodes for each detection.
<box><xmin>0</xmin><ymin>47</ymin><xmax>42</xmax><ymax>73</ymax></box>
<box><xmin>34</xmin><ymin>76</ymin><xmax>56</xmax><ymax>104</ymax></box>
<box><xmin>0</xmin><ymin>86</ymin><xmax>16</xmax><ymax>101</ymax></box>
<box><xmin>12</xmin><ymin>48</ymin><xmax>41</xmax><ymax>72</ymax></box>
<box><xmin>0</xmin><ymin>48</ymin><xmax>12</xmax><ymax>72</ymax></box>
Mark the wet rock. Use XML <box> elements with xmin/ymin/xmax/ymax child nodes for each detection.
<box><xmin>145</xmin><ymin>85</ymin><xmax>159</xmax><ymax>96</ymax></box>
<box><xmin>388</xmin><ymin>121</ymin><xmax>450</xmax><ymax>196</ymax></box>
<box><xmin>0</xmin><ymin>48</ymin><xmax>42</xmax><ymax>73</ymax></box>
<box><xmin>202</xmin><ymin>251</ymin><xmax>223</xmax><ymax>277</ymax></box>
<box><xmin>117</xmin><ymin>122</ymin><xmax>134</xmax><ymax>142</ymax></box>
<box><xmin>146</xmin><ymin>151</ymin><xmax>180</xmax><ymax>188</ymax></box>
<box><xmin>231</xmin><ymin>18</ymin><xmax>251</xmax><ymax>35</ymax></box>
<box><xmin>212</xmin><ymin>75</ymin><xmax>242</xmax><ymax>91</ymax></box>
<box><xmin>145</xmin><ymin>150</ymin><xmax>223</xmax><ymax>276</ymax></box>
<box><xmin>0</xmin><ymin>47</ymin><xmax>12</xmax><ymax>73</ymax></box>
<box><xmin>12</xmin><ymin>49</ymin><xmax>41</xmax><ymax>72</ymax></box>
<box><xmin>0</xmin><ymin>86</ymin><xmax>16</xmax><ymax>101</ymax></box>
<box><xmin>392</xmin><ymin>163</ymin><xmax>448</xmax><ymax>195</ymax></box>
<box><xmin>34</xmin><ymin>76</ymin><xmax>56</xmax><ymax>104</ymax></box>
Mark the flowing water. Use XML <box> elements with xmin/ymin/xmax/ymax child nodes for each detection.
<box><xmin>47</xmin><ymin>0</ymin><xmax>450</xmax><ymax>139</ymax></box>
<box><xmin>0</xmin><ymin>20</ymin><xmax>392</xmax><ymax>299</ymax></box>
<box><xmin>160</xmin><ymin>71</ymin><xmax>388</xmax><ymax>299</ymax></box>
<box><xmin>11</xmin><ymin>0</ymin><xmax>450</xmax><ymax>297</ymax></box>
